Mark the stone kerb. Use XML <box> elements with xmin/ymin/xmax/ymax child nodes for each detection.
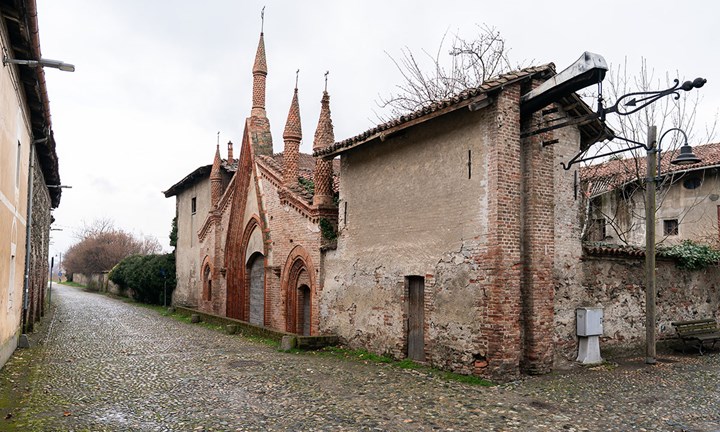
<box><xmin>174</xmin><ymin>306</ymin><xmax>338</xmax><ymax>349</ymax></box>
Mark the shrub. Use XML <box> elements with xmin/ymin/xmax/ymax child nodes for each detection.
<box><xmin>659</xmin><ymin>240</ymin><xmax>720</xmax><ymax>271</ymax></box>
<box><xmin>110</xmin><ymin>253</ymin><xmax>176</xmax><ymax>304</ymax></box>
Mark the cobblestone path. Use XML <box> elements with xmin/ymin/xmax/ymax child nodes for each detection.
<box><xmin>1</xmin><ymin>284</ymin><xmax>720</xmax><ymax>431</ymax></box>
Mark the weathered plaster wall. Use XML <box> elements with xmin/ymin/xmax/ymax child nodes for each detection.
<box><xmin>321</xmin><ymin>106</ymin><xmax>493</xmax><ymax>373</ymax></box>
<box><xmin>592</xmin><ymin>168</ymin><xmax>719</xmax><ymax>247</ymax></box>
<box><xmin>173</xmin><ymin>177</ymin><xmax>211</xmax><ymax>307</ymax></box>
<box><xmin>551</xmin><ymin>114</ymin><xmax>586</xmax><ymax>368</ymax></box>
<box><xmin>555</xmin><ymin>257</ymin><xmax>720</xmax><ymax>365</ymax></box>
<box><xmin>0</xmin><ymin>26</ymin><xmax>33</xmax><ymax>368</ymax></box>
<box><xmin>657</xmin><ymin>170</ymin><xmax>719</xmax><ymax>245</ymax></box>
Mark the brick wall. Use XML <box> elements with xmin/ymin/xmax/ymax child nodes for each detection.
<box><xmin>258</xmin><ymin>164</ymin><xmax>325</xmax><ymax>335</ymax></box>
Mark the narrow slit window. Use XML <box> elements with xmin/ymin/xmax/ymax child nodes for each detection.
<box><xmin>467</xmin><ymin>149</ymin><xmax>472</xmax><ymax>179</ymax></box>
<box><xmin>191</xmin><ymin>197</ymin><xmax>197</xmax><ymax>214</ymax></box>
<box><xmin>663</xmin><ymin>219</ymin><xmax>679</xmax><ymax>236</ymax></box>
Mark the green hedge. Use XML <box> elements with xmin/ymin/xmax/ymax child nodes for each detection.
<box><xmin>109</xmin><ymin>253</ymin><xmax>176</xmax><ymax>304</ymax></box>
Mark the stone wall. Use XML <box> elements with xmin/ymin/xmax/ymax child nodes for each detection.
<box><xmin>73</xmin><ymin>272</ymin><xmax>108</xmax><ymax>291</ymax></box>
<box><xmin>25</xmin><ymin>151</ymin><xmax>52</xmax><ymax>332</ymax></box>
<box><xmin>72</xmin><ymin>272</ymin><xmax>133</xmax><ymax>298</ymax></box>
<box><xmin>554</xmin><ymin>255</ymin><xmax>720</xmax><ymax>366</ymax></box>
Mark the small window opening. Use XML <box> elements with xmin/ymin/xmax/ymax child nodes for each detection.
<box><xmin>191</xmin><ymin>197</ymin><xmax>197</xmax><ymax>214</ymax></box>
<box><xmin>663</xmin><ymin>219</ymin><xmax>679</xmax><ymax>236</ymax></box>
<box><xmin>683</xmin><ymin>176</ymin><xmax>702</xmax><ymax>190</ymax></box>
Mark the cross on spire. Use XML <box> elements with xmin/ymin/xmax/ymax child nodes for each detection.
<box><xmin>324</xmin><ymin>70</ymin><xmax>329</xmax><ymax>92</ymax></box>
<box><xmin>295</xmin><ymin>69</ymin><xmax>300</xmax><ymax>89</ymax></box>
<box><xmin>261</xmin><ymin>6</ymin><xmax>265</xmax><ymax>33</ymax></box>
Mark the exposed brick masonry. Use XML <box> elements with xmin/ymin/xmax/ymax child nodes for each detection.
<box><xmin>283</xmin><ymin>88</ymin><xmax>302</xmax><ymax>187</ymax></box>
<box><xmin>482</xmin><ymin>85</ymin><xmax>523</xmax><ymax>379</ymax></box>
<box><xmin>251</xmin><ymin>32</ymin><xmax>268</xmax><ymax>118</ymax></box>
<box><xmin>519</xmin><ymin>79</ymin><xmax>556</xmax><ymax>375</ymax></box>
<box><xmin>210</xmin><ymin>145</ymin><xmax>222</xmax><ymax>208</ymax></box>
<box><xmin>313</xmin><ymin>91</ymin><xmax>335</xmax><ymax>207</ymax></box>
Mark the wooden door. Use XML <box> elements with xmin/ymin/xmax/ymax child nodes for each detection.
<box><xmin>407</xmin><ymin>276</ymin><xmax>425</xmax><ymax>361</ymax></box>
<box><xmin>300</xmin><ymin>286</ymin><xmax>311</xmax><ymax>336</ymax></box>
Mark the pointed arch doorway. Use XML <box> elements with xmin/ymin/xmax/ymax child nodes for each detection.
<box><xmin>247</xmin><ymin>251</ymin><xmax>265</xmax><ymax>326</ymax></box>
<box><xmin>282</xmin><ymin>246</ymin><xmax>315</xmax><ymax>336</ymax></box>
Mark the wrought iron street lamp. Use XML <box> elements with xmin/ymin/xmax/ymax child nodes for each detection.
<box><xmin>561</xmin><ymin>78</ymin><xmax>706</xmax><ymax>365</ymax></box>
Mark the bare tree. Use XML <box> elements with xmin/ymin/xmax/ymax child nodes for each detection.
<box><xmin>64</xmin><ymin>218</ymin><xmax>163</xmax><ymax>275</ymax></box>
<box><xmin>376</xmin><ymin>24</ymin><xmax>525</xmax><ymax>119</ymax></box>
<box><xmin>579</xmin><ymin>59</ymin><xmax>717</xmax><ymax>246</ymax></box>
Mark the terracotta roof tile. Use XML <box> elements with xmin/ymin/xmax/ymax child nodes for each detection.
<box><xmin>580</xmin><ymin>142</ymin><xmax>720</xmax><ymax>197</ymax></box>
<box><xmin>315</xmin><ymin>64</ymin><xmax>556</xmax><ymax>157</ymax></box>
<box><xmin>583</xmin><ymin>243</ymin><xmax>647</xmax><ymax>257</ymax></box>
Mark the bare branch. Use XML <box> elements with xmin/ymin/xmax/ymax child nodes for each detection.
<box><xmin>376</xmin><ymin>24</ymin><xmax>524</xmax><ymax>121</ymax></box>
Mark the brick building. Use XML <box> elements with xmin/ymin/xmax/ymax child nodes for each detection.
<box><xmin>164</xmin><ymin>29</ymin><xmax>338</xmax><ymax>336</ymax></box>
<box><xmin>314</xmin><ymin>65</ymin><xmax>606</xmax><ymax>380</ymax></box>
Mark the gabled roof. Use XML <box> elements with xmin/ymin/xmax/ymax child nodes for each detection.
<box><xmin>2</xmin><ymin>0</ymin><xmax>62</xmax><ymax>207</ymax></box>
<box><xmin>315</xmin><ymin>64</ymin><xmax>607</xmax><ymax>158</ymax></box>
<box><xmin>163</xmin><ymin>161</ymin><xmax>237</xmax><ymax>198</ymax></box>
<box><xmin>580</xmin><ymin>142</ymin><xmax>720</xmax><ymax>198</ymax></box>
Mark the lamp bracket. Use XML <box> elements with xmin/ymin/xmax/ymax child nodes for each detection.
<box><xmin>598</xmin><ymin>78</ymin><xmax>706</xmax><ymax>120</ymax></box>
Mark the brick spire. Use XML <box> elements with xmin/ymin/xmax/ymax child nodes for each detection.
<box><xmin>283</xmin><ymin>82</ymin><xmax>302</xmax><ymax>187</ymax></box>
<box><xmin>312</xmin><ymin>86</ymin><xmax>335</xmax><ymax>207</ymax></box>
<box><xmin>248</xmin><ymin>17</ymin><xmax>273</xmax><ymax>157</ymax></box>
<box><xmin>210</xmin><ymin>144</ymin><xmax>222</xmax><ymax>208</ymax></box>
<box><xmin>227</xmin><ymin>140</ymin><xmax>234</xmax><ymax>165</ymax></box>
<box><xmin>251</xmin><ymin>31</ymin><xmax>268</xmax><ymax>117</ymax></box>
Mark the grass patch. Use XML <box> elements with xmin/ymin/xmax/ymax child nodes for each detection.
<box><xmin>102</xmin><ymin>295</ymin><xmax>278</xmax><ymax>345</ymax></box>
<box><xmin>313</xmin><ymin>346</ymin><xmax>494</xmax><ymax>386</ymax></box>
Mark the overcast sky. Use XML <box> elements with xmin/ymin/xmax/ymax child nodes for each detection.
<box><xmin>36</xmin><ymin>0</ymin><xmax>719</xmax><ymax>258</ymax></box>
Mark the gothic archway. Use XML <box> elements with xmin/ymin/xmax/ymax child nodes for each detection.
<box><xmin>226</xmin><ymin>216</ymin><xmax>265</xmax><ymax>321</ymax></box>
<box><xmin>281</xmin><ymin>246</ymin><xmax>316</xmax><ymax>335</ymax></box>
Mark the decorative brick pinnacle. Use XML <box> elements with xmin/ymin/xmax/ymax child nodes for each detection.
<box><xmin>210</xmin><ymin>144</ymin><xmax>222</xmax><ymax>208</ymax></box>
<box><xmin>253</xmin><ymin>33</ymin><xmax>267</xmax><ymax>75</ymax></box>
<box><xmin>211</xmin><ymin>144</ymin><xmax>222</xmax><ymax>180</ymax></box>
<box><xmin>313</xmin><ymin>90</ymin><xmax>335</xmax><ymax>206</ymax></box>
<box><xmin>283</xmin><ymin>88</ymin><xmax>302</xmax><ymax>141</ymax></box>
<box><xmin>313</xmin><ymin>91</ymin><xmax>334</xmax><ymax>150</ymax></box>
<box><xmin>283</xmin><ymin>87</ymin><xmax>302</xmax><ymax>187</ymax></box>
<box><xmin>251</xmin><ymin>32</ymin><xmax>268</xmax><ymax>117</ymax></box>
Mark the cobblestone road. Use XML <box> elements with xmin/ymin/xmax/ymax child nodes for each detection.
<box><xmin>1</xmin><ymin>284</ymin><xmax>719</xmax><ymax>431</ymax></box>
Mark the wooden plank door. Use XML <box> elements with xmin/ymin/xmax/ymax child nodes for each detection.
<box><xmin>407</xmin><ymin>276</ymin><xmax>425</xmax><ymax>362</ymax></box>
